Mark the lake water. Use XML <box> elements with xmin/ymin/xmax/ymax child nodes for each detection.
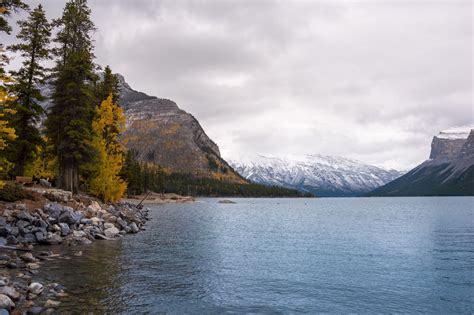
<box><xmin>37</xmin><ymin>197</ymin><xmax>474</xmax><ymax>313</ymax></box>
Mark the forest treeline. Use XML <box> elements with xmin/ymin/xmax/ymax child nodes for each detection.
<box><xmin>0</xmin><ymin>1</ymin><xmax>310</xmax><ymax>200</ymax></box>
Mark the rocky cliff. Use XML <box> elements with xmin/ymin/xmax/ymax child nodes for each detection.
<box><xmin>116</xmin><ymin>75</ymin><xmax>245</xmax><ymax>183</ymax></box>
<box><xmin>367</xmin><ymin>126</ymin><xmax>474</xmax><ymax>196</ymax></box>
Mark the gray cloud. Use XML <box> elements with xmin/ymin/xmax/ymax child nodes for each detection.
<box><xmin>5</xmin><ymin>0</ymin><xmax>473</xmax><ymax>170</ymax></box>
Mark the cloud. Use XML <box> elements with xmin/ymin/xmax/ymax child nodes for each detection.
<box><xmin>6</xmin><ymin>0</ymin><xmax>473</xmax><ymax>170</ymax></box>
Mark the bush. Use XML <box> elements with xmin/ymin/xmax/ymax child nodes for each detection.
<box><xmin>0</xmin><ymin>183</ymin><xmax>29</xmax><ymax>202</ymax></box>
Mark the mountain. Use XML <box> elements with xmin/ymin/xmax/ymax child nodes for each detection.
<box><xmin>229</xmin><ymin>154</ymin><xmax>403</xmax><ymax>197</ymax></box>
<box><xmin>116</xmin><ymin>75</ymin><xmax>245</xmax><ymax>183</ymax></box>
<box><xmin>367</xmin><ymin>126</ymin><xmax>474</xmax><ymax>196</ymax></box>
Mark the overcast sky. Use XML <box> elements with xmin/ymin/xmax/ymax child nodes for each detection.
<box><xmin>4</xmin><ymin>0</ymin><xmax>473</xmax><ymax>170</ymax></box>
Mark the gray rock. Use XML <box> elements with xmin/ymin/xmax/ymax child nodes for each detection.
<box><xmin>0</xmin><ymin>225</ymin><xmax>11</xmax><ymax>237</ymax></box>
<box><xmin>15</xmin><ymin>220</ymin><xmax>30</xmax><ymax>230</ymax></box>
<box><xmin>116</xmin><ymin>218</ymin><xmax>128</xmax><ymax>230</ymax></box>
<box><xmin>35</xmin><ymin>231</ymin><xmax>45</xmax><ymax>243</ymax></box>
<box><xmin>129</xmin><ymin>222</ymin><xmax>139</xmax><ymax>233</ymax></box>
<box><xmin>43</xmin><ymin>189</ymin><xmax>72</xmax><ymax>203</ymax></box>
<box><xmin>23</xmin><ymin>233</ymin><xmax>36</xmax><ymax>244</ymax></box>
<box><xmin>34</xmin><ymin>218</ymin><xmax>48</xmax><ymax>229</ymax></box>
<box><xmin>58</xmin><ymin>211</ymin><xmax>83</xmax><ymax>225</ymax></box>
<box><xmin>20</xmin><ymin>253</ymin><xmax>37</xmax><ymax>263</ymax></box>
<box><xmin>80</xmin><ymin>218</ymin><xmax>92</xmax><ymax>225</ymax></box>
<box><xmin>43</xmin><ymin>203</ymin><xmax>63</xmax><ymax>219</ymax></box>
<box><xmin>15</xmin><ymin>204</ymin><xmax>27</xmax><ymax>211</ymax></box>
<box><xmin>103</xmin><ymin>223</ymin><xmax>115</xmax><ymax>230</ymax></box>
<box><xmin>28</xmin><ymin>283</ymin><xmax>44</xmax><ymax>295</ymax></box>
<box><xmin>5</xmin><ymin>235</ymin><xmax>17</xmax><ymax>245</ymax></box>
<box><xmin>26</xmin><ymin>306</ymin><xmax>44</xmax><ymax>314</ymax></box>
<box><xmin>58</xmin><ymin>223</ymin><xmax>70</xmax><ymax>236</ymax></box>
<box><xmin>104</xmin><ymin>227</ymin><xmax>120</xmax><ymax>238</ymax></box>
<box><xmin>10</xmin><ymin>227</ymin><xmax>18</xmax><ymax>236</ymax></box>
<box><xmin>6</xmin><ymin>262</ymin><xmax>17</xmax><ymax>269</ymax></box>
<box><xmin>0</xmin><ymin>294</ymin><xmax>14</xmax><ymax>310</ymax></box>
<box><xmin>0</xmin><ymin>308</ymin><xmax>8</xmax><ymax>315</ymax></box>
<box><xmin>44</xmin><ymin>233</ymin><xmax>62</xmax><ymax>245</ymax></box>
<box><xmin>17</xmin><ymin>211</ymin><xmax>34</xmax><ymax>222</ymax></box>
<box><xmin>0</xmin><ymin>286</ymin><xmax>20</xmax><ymax>301</ymax></box>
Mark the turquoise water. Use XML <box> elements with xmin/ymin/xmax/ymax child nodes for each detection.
<box><xmin>38</xmin><ymin>197</ymin><xmax>474</xmax><ymax>313</ymax></box>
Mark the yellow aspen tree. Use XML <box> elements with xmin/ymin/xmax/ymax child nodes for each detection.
<box><xmin>0</xmin><ymin>48</ymin><xmax>17</xmax><ymax>188</ymax></box>
<box><xmin>89</xmin><ymin>94</ymin><xmax>127</xmax><ymax>202</ymax></box>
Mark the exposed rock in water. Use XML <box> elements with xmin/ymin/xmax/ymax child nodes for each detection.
<box><xmin>219</xmin><ymin>200</ymin><xmax>236</xmax><ymax>204</ymax></box>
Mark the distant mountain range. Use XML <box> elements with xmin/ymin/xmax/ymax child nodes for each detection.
<box><xmin>229</xmin><ymin>154</ymin><xmax>403</xmax><ymax>197</ymax></box>
<box><xmin>367</xmin><ymin>126</ymin><xmax>474</xmax><ymax>196</ymax></box>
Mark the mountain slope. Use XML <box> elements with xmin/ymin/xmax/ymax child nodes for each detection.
<box><xmin>229</xmin><ymin>154</ymin><xmax>403</xmax><ymax>197</ymax></box>
<box><xmin>116</xmin><ymin>75</ymin><xmax>245</xmax><ymax>183</ymax></box>
<box><xmin>367</xmin><ymin>127</ymin><xmax>474</xmax><ymax>196</ymax></box>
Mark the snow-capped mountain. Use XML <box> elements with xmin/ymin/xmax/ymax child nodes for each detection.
<box><xmin>228</xmin><ymin>154</ymin><xmax>403</xmax><ymax>197</ymax></box>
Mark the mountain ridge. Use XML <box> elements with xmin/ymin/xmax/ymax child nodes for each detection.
<box><xmin>229</xmin><ymin>153</ymin><xmax>403</xmax><ymax>197</ymax></box>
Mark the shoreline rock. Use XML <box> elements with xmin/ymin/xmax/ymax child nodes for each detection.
<box><xmin>0</xmin><ymin>188</ymin><xmax>151</xmax><ymax>312</ymax></box>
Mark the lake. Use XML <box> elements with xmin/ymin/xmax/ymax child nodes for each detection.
<box><xmin>36</xmin><ymin>197</ymin><xmax>474</xmax><ymax>313</ymax></box>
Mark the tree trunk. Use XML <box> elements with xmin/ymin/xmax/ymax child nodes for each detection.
<box><xmin>58</xmin><ymin>158</ymin><xmax>79</xmax><ymax>194</ymax></box>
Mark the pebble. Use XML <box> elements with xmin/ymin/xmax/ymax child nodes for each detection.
<box><xmin>20</xmin><ymin>253</ymin><xmax>37</xmax><ymax>263</ymax></box>
<box><xmin>28</xmin><ymin>283</ymin><xmax>44</xmax><ymax>296</ymax></box>
<box><xmin>27</xmin><ymin>263</ymin><xmax>40</xmax><ymax>270</ymax></box>
<box><xmin>0</xmin><ymin>286</ymin><xmax>20</xmax><ymax>301</ymax></box>
<box><xmin>44</xmin><ymin>299</ymin><xmax>60</xmax><ymax>308</ymax></box>
<box><xmin>0</xmin><ymin>294</ymin><xmax>14</xmax><ymax>310</ymax></box>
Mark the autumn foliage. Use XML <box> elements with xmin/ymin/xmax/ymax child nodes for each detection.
<box><xmin>88</xmin><ymin>94</ymin><xmax>127</xmax><ymax>202</ymax></box>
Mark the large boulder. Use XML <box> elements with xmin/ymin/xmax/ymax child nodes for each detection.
<box><xmin>43</xmin><ymin>203</ymin><xmax>63</xmax><ymax>219</ymax></box>
<box><xmin>43</xmin><ymin>233</ymin><xmax>62</xmax><ymax>245</ymax></box>
<box><xmin>58</xmin><ymin>211</ymin><xmax>83</xmax><ymax>225</ymax></box>
<box><xmin>104</xmin><ymin>227</ymin><xmax>119</xmax><ymax>238</ymax></box>
<box><xmin>43</xmin><ymin>189</ymin><xmax>72</xmax><ymax>203</ymax></box>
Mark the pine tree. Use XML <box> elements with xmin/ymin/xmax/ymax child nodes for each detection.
<box><xmin>89</xmin><ymin>94</ymin><xmax>127</xmax><ymax>202</ymax></box>
<box><xmin>0</xmin><ymin>1</ymin><xmax>24</xmax><ymax>187</ymax></box>
<box><xmin>0</xmin><ymin>0</ymin><xmax>28</xmax><ymax>35</ymax></box>
<box><xmin>96</xmin><ymin>65</ymin><xmax>120</xmax><ymax>104</ymax></box>
<box><xmin>6</xmin><ymin>4</ymin><xmax>51</xmax><ymax>176</ymax></box>
<box><xmin>46</xmin><ymin>0</ymin><xmax>96</xmax><ymax>193</ymax></box>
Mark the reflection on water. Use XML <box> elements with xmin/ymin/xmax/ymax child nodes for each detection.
<box><xmin>36</xmin><ymin>197</ymin><xmax>474</xmax><ymax>313</ymax></box>
<box><xmin>35</xmin><ymin>241</ymin><xmax>126</xmax><ymax>313</ymax></box>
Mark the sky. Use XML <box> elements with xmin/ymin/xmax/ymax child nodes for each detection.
<box><xmin>3</xmin><ymin>0</ymin><xmax>473</xmax><ymax>170</ymax></box>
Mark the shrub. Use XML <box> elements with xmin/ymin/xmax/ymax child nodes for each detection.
<box><xmin>0</xmin><ymin>183</ymin><xmax>29</xmax><ymax>202</ymax></box>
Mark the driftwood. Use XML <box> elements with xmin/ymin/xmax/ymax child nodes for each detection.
<box><xmin>0</xmin><ymin>245</ymin><xmax>31</xmax><ymax>252</ymax></box>
<box><xmin>136</xmin><ymin>191</ymin><xmax>151</xmax><ymax>209</ymax></box>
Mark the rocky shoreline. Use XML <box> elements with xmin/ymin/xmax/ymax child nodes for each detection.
<box><xmin>0</xmin><ymin>188</ymin><xmax>150</xmax><ymax>314</ymax></box>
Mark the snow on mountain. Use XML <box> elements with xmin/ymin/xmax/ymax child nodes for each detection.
<box><xmin>228</xmin><ymin>154</ymin><xmax>403</xmax><ymax>197</ymax></box>
<box><xmin>437</xmin><ymin>125</ymin><xmax>474</xmax><ymax>140</ymax></box>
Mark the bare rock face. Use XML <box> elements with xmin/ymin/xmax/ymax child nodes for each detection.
<box><xmin>429</xmin><ymin>127</ymin><xmax>473</xmax><ymax>160</ymax></box>
<box><xmin>429</xmin><ymin>137</ymin><xmax>466</xmax><ymax>160</ymax></box>
<box><xmin>459</xmin><ymin>130</ymin><xmax>474</xmax><ymax>157</ymax></box>
<box><xmin>117</xmin><ymin>75</ymin><xmax>244</xmax><ymax>183</ymax></box>
<box><xmin>368</xmin><ymin>126</ymin><xmax>474</xmax><ymax>196</ymax></box>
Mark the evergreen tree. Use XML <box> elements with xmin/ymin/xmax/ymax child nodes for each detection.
<box><xmin>96</xmin><ymin>65</ymin><xmax>120</xmax><ymax>104</ymax></box>
<box><xmin>46</xmin><ymin>0</ymin><xmax>96</xmax><ymax>193</ymax></box>
<box><xmin>7</xmin><ymin>4</ymin><xmax>51</xmax><ymax>176</ymax></box>
<box><xmin>89</xmin><ymin>94</ymin><xmax>127</xmax><ymax>202</ymax></box>
<box><xmin>0</xmin><ymin>0</ymin><xmax>28</xmax><ymax>35</ymax></box>
<box><xmin>0</xmin><ymin>0</ymin><xmax>24</xmax><ymax>187</ymax></box>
